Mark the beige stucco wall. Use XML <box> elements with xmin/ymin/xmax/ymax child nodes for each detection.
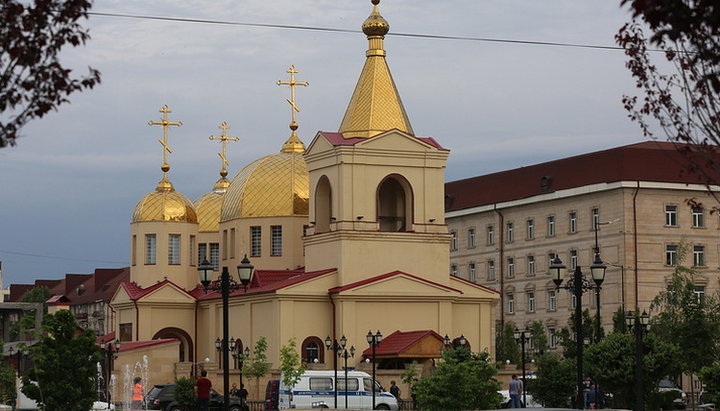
<box><xmin>130</xmin><ymin>221</ymin><xmax>199</xmax><ymax>290</ymax></box>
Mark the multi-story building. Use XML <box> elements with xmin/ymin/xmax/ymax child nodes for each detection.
<box><xmin>446</xmin><ymin>141</ymin><xmax>719</xmax><ymax>349</ymax></box>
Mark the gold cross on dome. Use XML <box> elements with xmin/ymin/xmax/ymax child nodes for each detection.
<box><xmin>148</xmin><ymin>104</ymin><xmax>183</xmax><ymax>173</ymax></box>
<box><xmin>209</xmin><ymin>121</ymin><xmax>239</xmax><ymax>174</ymax></box>
<box><xmin>277</xmin><ymin>65</ymin><xmax>309</xmax><ymax>129</ymax></box>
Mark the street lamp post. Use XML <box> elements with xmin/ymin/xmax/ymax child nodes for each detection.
<box><xmin>199</xmin><ymin>255</ymin><xmax>254</xmax><ymax>411</ymax></box>
<box><xmin>514</xmin><ymin>328</ymin><xmax>532</xmax><ymax>408</ymax></box>
<box><xmin>232</xmin><ymin>345</ymin><xmax>250</xmax><ymax>387</ymax></box>
<box><xmin>339</xmin><ymin>345</ymin><xmax>356</xmax><ymax>409</ymax></box>
<box><xmin>366</xmin><ymin>330</ymin><xmax>382</xmax><ymax>410</ymax></box>
<box><xmin>626</xmin><ymin>310</ymin><xmax>650</xmax><ymax>411</ymax></box>
<box><xmin>325</xmin><ymin>335</ymin><xmax>346</xmax><ymax>409</ymax></box>
<box><xmin>99</xmin><ymin>339</ymin><xmax>121</xmax><ymax>408</ymax></box>
<box><xmin>550</xmin><ymin>254</ymin><xmax>606</xmax><ymax>410</ymax></box>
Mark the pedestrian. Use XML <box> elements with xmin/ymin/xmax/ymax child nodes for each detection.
<box><xmin>230</xmin><ymin>383</ymin><xmax>239</xmax><ymax>397</ymax></box>
<box><xmin>390</xmin><ymin>380</ymin><xmax>401</xmax><ymax>399</ymax></box>
<box><xmin>131</xmin><ymin>377</ymin><xmax>144</xmax><ymax>410</ymax></box>
<box><xmin>583</xmin><ymin>377</ymin><xmax>593</xmax><ymax>408</ymax></box>
<box><xmin>195</xmin><ymin>369</ymin><xmax>212</xmax><ymax>411</ymax></box>
<box><xmin>587</xmin><ymin>384</ymin><xmax>599</xmax><ymax>409</ymax></box>
<box><xmin>509</xmin><ymin>374</ymin><xmax>522</xmax><ymax>409</ymax></box>
<box><xmin>237</xmin><ymin>383</ymin><xmax>249</xmax><ymax>411</ymax></box>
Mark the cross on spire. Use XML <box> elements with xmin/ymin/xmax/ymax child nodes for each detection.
<box><xmin>277</xmin><ymin>65</ymin><xmax>309</xmax><ymax>134</ymax></box>
<box><xmin>148</xmin><ymin>104</ymin><xmax>183</xmax><ymax>174</ymax></box>
<box><xmin>209</xmin><ymin>121</ymin><xmax>239</xmax><ymax>177</ymax></box>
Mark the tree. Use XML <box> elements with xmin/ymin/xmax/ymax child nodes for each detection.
<box><xmin>11</xmin><ymin>286</ymin><xmax>49</xmax><ymax>340</ymax></box>
<box><xmin>616</xmin><ymin>0</ymin><xmax>720</xmax><ymax>194</ymax></box>
<box><xmin>412</xmin><ymin>348</ymin><xmax>501</xmax><ymax>411</ymax></box>
<box><xmin>20</xmin><ymin>309</ymin><xmax>99</xmax><ymax>410</ymax></box>
<box><xmin>529</xmin><ymin>320</ymin><xmax>549</xmax><ymax>356</ymax></box>
<box><xmin>174</xmin><ymin>377</ymin><xmax>196</xmax><ymax>411</ymax></box>
<box><xmin>528</xmin><ymin>353</ymin><xmax>575</xmax><ymax>408</ymax></box>
<box><xmin>0</xmin><ymin>353</ymin><xmax>16</xmax><ymax>406</ymax></box>
<box><xmin>698</xmin><ymin>362</ymin><xmax>720</xmax><ymax>405</ymax></box>
<box><xmin>1</xmin><ymin>0</ymin><xmax>101</xmax><ymax>147</ymax></box>
<box><xmin>241</xmin><ymin>336</ymin><xmax>270</xmax><ymax>400</ymax></box>
<box><xmin>612</xmin><ymin>306</ymin><xmax>629</xmax><ymax>333</ymax></box>
<box><xmin>400</xmin><ymin>360</ymin><xmax>420</xmax><ymax>394</ymax></box>
<box><xmin>495</xmin><ymin>322</ymin><xmax>520</xmax><ymax>366</ymax></box>
<box><xmin>279</xmin><ymin>338</ymin><xmax>306</xmax><ymax>406</ymax></box>
<box><xmin>558</xmin><ymin>309</ymin><xmax>595</xmax><ymax>359</ymax></box>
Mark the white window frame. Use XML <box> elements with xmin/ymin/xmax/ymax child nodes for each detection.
<box><xmin>145</xmin><ymin>234</ymin><xmax>156</xmax><ymax>265</ymax></box>
<box><xmin>469</xmin><ymin>262</ymin><xmax>476</xmax><ymax>282</ymax></box>
<box><xmin>527</xmin><ymin>219</ymin><xmax>535</xmax><ymax>240</ymax></box>
<box><xmin>450</xmin><ymin>230</ymin><xmax>458</xmax><ymax>251</ymax></box>
<box><xmin>527</xmin><ymin>292</ymin><xmax>536</xmax><ymax>313</ymax></box>
<box><xmin>570</xmin><ymin>249</ymin><xmax>578</xmax><ymax>270</ymax></box>
<box><xmin>693</xmin><ymin>245</ymin><xmax>705</xmax><ymax>267</ymax></box>
<box><xmin>692</xmin><ymin>207</ymin><xmax>705</xmax><ymax>228</ymax></box>
<box><xmin>506</xmin><ymin>222</ymin><xmax>514</xmax><ymax>242</ymax></box>
<box><xmin>487</xmin><ymin>260</ymin><xmax>495</xmax><ymax>280</ymax></box>
<box><xmin>168</xmin><ymin>234</ymin><xmax>181</xmax><ymax>265</ymax></box>
<box><xmin>271</xmin><ymin>225</ymin><xmax>282</xmax><ymax>256</ymax></box>
<box><xmin>666</xmin><ymin>244</ymin><xmax>678</xmax><ymax>266</ymax></box>
<box><xmin>209</xmin><ymin>243</ymin><xmax>220</xmax><ymax>270</ymax></box>
<box><xmin>251</xmin><ymin>226</ymin><xmax>262</xmax><ymax>257</ymax></box>
<box><xmin>548</xmin><ymin>289</ymin><xmax>557</xmax><ymax>311</ymax></box>
<box><xmin>507</xmin><ymin>258</ymin><xmax>515</xmax><ymax>278</ymax></box>
<box><xmin>468</xmin><ymin>228</ymin><xmax>476</xmax><ymax>248</ymax></box>
<box><xmin>507</xmin><ymin>294</ymin><xmax>515</xmax><ymax>314</ymax></box>
<box><xmin>527</xmin><ymin>255</ymin><xmax>536</xmax><ymax>276</ymax></box>
<box><xmin>547</xmin><ymin>215</ymin><xmax>556</xmax><ymax>237</ymax></box>
<box><xmin>569</xmin><ymin>211</ymin><xmax>578</xmax><ymax>233</ymax></box>
<box><xmin>487</xmin><ymin>225</ymin><xmax>494</xmax><ymax>245</ymax></box>
<box><xmin>450</xmin><ymin>264</ymin><xmax>458</xmax><ymax>276</ymax></box>
<box><xmin>549</xmin><ymin>328</ymin><xmax>557</xmax><ymax>348</ymax></box>
<box><xmin>665</xmin><ymin>205</ymin><xmax>678</xmax><ymax>226</ymax></box>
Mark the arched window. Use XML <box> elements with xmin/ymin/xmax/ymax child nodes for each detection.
<box><xmin>314</xmin><ymin>176</ymin><xmax>332</xmax><ymax>233</ymax></box>
<box><xmin>452</xmin><ymin>336</ymin><xmax>472</xmax><ymax>352</ymax></box>
<box><xmin>234</xmin><ymin>338</ymin><xmax>244</xmax><ymax>370</ymax></box>
<box><xmin>301</xmin><ymin>336</ymin><xmax>324</xmax><ymax>364</ymax></box>
<box><xmin>377</xmin><ymin>175</ymin><xmax>413</xmax><ymax>232</ymax></box>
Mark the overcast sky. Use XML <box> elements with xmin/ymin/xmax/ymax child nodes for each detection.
<box><xmin>0</xmin><ymin>0</ymin><xmax>647</xmax><ymax>286</ymax></box>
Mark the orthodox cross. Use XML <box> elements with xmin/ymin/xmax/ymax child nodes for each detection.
<box><xmin>148</xmin><ymin>105</ymin><xmax>182</xmax><ymax>173</ymax></box>
<box><xmin>208</xmin><ymin>121</ymin><xmax>239</xmax><ymax>177</ymax></box>
<box><xmin>277</xmin><ymin>65</ymin><xmax>309</xmax><ymax>132</ymax></box>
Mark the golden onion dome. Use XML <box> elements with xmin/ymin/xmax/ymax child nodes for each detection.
<box><xmin>362</xmin><ymin>0</ymin><xmax>389</xmax><ymax>37</ymax></box>
<box><xmin>132</xmin><ymin>175</ymin><xmax>198</xmax><ymax>223</ymax></box>
<box><xmin>221</xmin><ymin>151</ymin><xmax>309</xmax><ymax>221</ymax></box>
<box><xmin>194</xmin><ymin>177</ymin><xmax>229</xmax><ymax>232</ymax></box>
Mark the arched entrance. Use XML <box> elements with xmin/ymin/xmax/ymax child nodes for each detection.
<box><xmin>153</xmin><ymin>327</ymin><xmax>194</xmax><ymax>362</ymax></box>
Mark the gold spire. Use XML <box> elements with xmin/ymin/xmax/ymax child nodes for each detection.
<box><xmin>338</xmin><ymin>0</ymin><xmax>414</xmax><ymax>139</ymax></box>
<box><xmin>277</xmin><ymin>65</ymin><xmax>308</xmax><ymax>153</ymax></box>
<box><xmin>209</xmin><ymin>121</ymin><xmax>239</xmax><ymax>180</ymax></box>
<box><xmin>148</xmin><ymin>104</ymin><xmax>182</xmax><ymax>191</ymax></box>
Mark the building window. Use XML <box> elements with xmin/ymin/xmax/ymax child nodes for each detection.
<box><xmin>666</xmin><ymin>244</ymin><xmax>678</xmax><ymax>266</ymax></box>
<box><xmin>131</xmin><ymin>235</ymin><xmax>137</xmax><ymax>266</ymax></box>
<box><xmin>571</xmin><ymin>294</ymin><xmax>577</xmax><ymax>309</ymax></box>
<box><xmin>469</xmin><ymin>263</ymin><xmax>476</xmax><ymax>282</ymax></box>
<box><xmin>527</xmin><ymin>219</ymin><xmax>535</xmax><ymax>240</ymax></box>
<box><xmin>692</xmin><ymin>206</ymin><xmax>705</xmax><ymax>228</ymax></box>
<box><xmin>487</xmin><ymin>225</ymin><xmax>494</xmax><ymax>245</ymax></box>
<box><xmin>548</xmin><ymin>289</ymin><xmax>557</xmax><ymax>311</ymax></box>
<box><xmin>271</xmin><ymin>225</ymin><xmax>282</xmax><ymax>256</ymax></box>
<box><xmin>527</xmin><ymin>292</ymin><xmax>536</xmax><ymax>313</ymax></box>
<box><xmin>119</xmin><ymin>323</ymin><xmax>133</xmax><ymax>342</ymax></box>
<box><xmin>168</xmin><ymin>234</ymin><xmax>181</xmax><ymax>265</ymax></box>
<box><xmin>569</xmin><ymin>211</ymin><xmax>577</xmax><ymax>233</ymax></box>
<box><xmin>507</xmin><ymin>294</ymin><xmax>515</xmax><ymax>314</ymax></box>
<box><xmin>548</xmin><ymin>252</ymin><xmax>557</xmax><ymax>268</ymax></box>
<box><xmin>209</xmin><ymin>243</ymin><xmax>220</xmax><ymax>270</ymax></box>
<box><xmin>189</xmin><ymin>235</ymin><xmax>196</xmax><ymax>266</ymax></box>
<box><xmin>251</xmin><ymin>226</ymin><xmax>262</xmax><ymax>257</ymax></box>
<box><xmin>592</xmin><ymin>207</ymin><xmax>600</xmax><ymax>230</ymax></box>
<box><xmin>570</xmin><ymin>249</ymin><xmax>578</xmax><ymax>270</ymax></box>
<box><xmin>549</xmin><ymin>328</ymin><xmax>557</xmax><ymax>348</ymax></box>
<box><xmin>222</xmin><ymin>230</ymin><xmax>228</xmax><ymax>260</ymax></box>
<box><xmin>468</xmin><ymin>228</ymin><xmax>476</xmax><ymax>248</ymax></box>
<box><xmin>506</xmin><ymin>223</ymin><xmax>514</xmax><ymax>242</ymax></box>
<box><xmin>665</xmin><ymin>205</ymin><xmax>678</xmax><ymax>226</ymax></box>
<box><xmin>527</xmin><ymin>255</ymin><xmax>536</xmax><ymax>276</ymax></box>
<box><xmin>145</xmin><ymin>234</ymin><xmax>156</xmax><ymax>265</ymax></box>
<box><xmin>450</xmin><ymin>264</ymin><xmax>458</xmax><ymax>276</ymax></box>
<box><xmin>198</xmin><ymin>243</ymin><xmax>207</xmax><ymax>264</ymax></box>
<box><xmin>302</xmin><ymin>337</ymin><xmax>324</xmax><ymax>364</ymax></box>
<box><xmin>694</xmin><ymin>286</ymin><xmax>706</xmax><ymax>302</ymax></box>
<box><xmin>487</xmin><ymin>260</ymin><xmax>495</xmax><ymax>280</ymax></box>
<box><xmin>693</xmin><ymin>245</ymin><xmax>705</xmax><ymax>267</ymax></box>
<box><xmin>230</xmin><ymin>228</ymin><xmax>236</xmax><ymax>259</ymax></box>
<box><xmin>507</xmin><ymin>258</ymin><xmax>515</xmax><ymax>278</ymax></box>
<box><xmin>450</xmin><ymin>230</ymin><xmax>458</xmax><ymax>251</ymax></box>
<box><xmin>547</xmin><ymin>216</ymin><xmax>555</xmax><ymax>237</ymax></box>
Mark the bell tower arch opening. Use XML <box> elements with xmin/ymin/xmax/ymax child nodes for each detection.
<box><xmin>377</xmin><ymin>174</ymin><xmax>413</xmax><ymax>232</ymax></box>
<box><xmin>314</xmin><ymin>175</ymin><xmax>332</xmax><ymax>233</ymax></box>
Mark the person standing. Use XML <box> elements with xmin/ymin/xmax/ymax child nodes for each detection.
<box><xmin>509</xmin><ymin>374</ymin><xmax>523</xmax><ymax>409</ymax></box>
<box><xmin>237</xmin><ymin>383</ymin><xmax>249</xmax><ymax>411</ymax></box>
<box><xmin>390</xmin><ymin>380</ymin><xmax>401</xmax><ymax>399</ymax></box>
<box><xmin>195</xmin><ymin>370</ymin><xmax>212</xmax><ymax>411</ymax></box>
<box><xmin>131</xmin><ymin>377</ymin><xmax>144</xmax><ymax>410</ymax></box>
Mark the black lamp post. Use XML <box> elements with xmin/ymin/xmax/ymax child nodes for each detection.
<box><xmin>339</xmin><ymin>345</ymin><xmax>356</xmax><ymax>409</ymax></box>
<box><xmin>626</xmin><ymin>310</ymin><xmax>650</xmax><ymax>411</ymax></box>
<box><xmin>514</xmin><ymin>328</ymin><xmax>532</xmax><ymax>408</ymax></box>
<box><xmin>325</xmin><ymin>335</ymin><xmax>345</xmax><ymax>409</ymax></box>
<box><xmin>232</xmin><ymin>345</ymin><xmax>250</xmax><ymax>387</ymax></box>
<box><xmin>550</xmin><ymin>254</ymin><xmax>606</xmax><ymax>410</ymax></box>
<box><xmin>99</xmin><ymin>339</ymin><xmax>121</xmax><ymax>408</ymax></box>
<box><xmin>366</xmin><ymin>330</ymin><xmax>382</xmax><ymax>410</ymax></box>
<box><xmin>199</xmin><ymin>255</ymin><xmax>254</xmax><ymax>411</ymax></box>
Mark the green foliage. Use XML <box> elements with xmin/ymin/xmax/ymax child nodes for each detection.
<box><xmin>698</xmin><ymin>362</ymin><xmax>720</xmax><ymax>405</ymax></box>
<box><xmin>279</xmin><ymin>338</ymin><xmax>306</xmax><ymax>390</ymax></box>
<box><xmin>400</xmin><ymin>361</ymin><xmax>420</xmax><ymax>387</ymax></box>
<box><xmin>530</xmin><ymin>320</ymin><xmax>549</xmax><ymax>356</ymax></box>
<box><xmin>495</xmin><ymin>322</ymin><xmax>520</xmax><ymax>365</ymax></box>
<box><xmin>647</xmin><ymin>389</ymin><xmax>681</xmax><ymax>411</ymax></box>
<box><xmin>612</xmin><ymin>307</ymin><xmax>629</xmax><ymax>333</ymax></box>
<box><xmin>174</xmin><ymin>377</ymin><xmax>196</xmax><ymax>411</ymax></box>
<box><xmin>20</xmin><ymin>286</ymin><xmax>50</xmax><ymax>303</ymax></box>
<box><xmin>242</xmin><ymin>336</ymin><xmax>270</xmax><ymax>398</ymax></box>
<box><xmin>20</xmin><ymin>310</ymin><xmax>99</xmax><ymax>411</ymax></box>
<box><xmin>529</xmin><ymin>353</ymin><xmax>575</xmax><ymax>408</ymax></box>
<box><xmin>11</xmin><ymin>286</ymin><xmax>50</xmax><ymax>340</ymax></box>
<box><xmin>558</xmin><ymin>309</ymin><xmax>595</xmax><ymax>359</ymax></box>
<box><xmin>650</xmin><ymin>242</ymin><xmax>720</xmax><ymax>375</ymax></box>
<box><xmin>412</xmin><ymin>349</ymin><xmax>501</xmax><ymax>411</ymax></box>
<box><xmin>0</xmin><ymin>355</ymin><xmax>16</xmax><ymax>406</ymax></box>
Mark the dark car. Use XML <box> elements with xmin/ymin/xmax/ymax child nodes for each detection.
<box><xmin>264</xmin><ymin>379</ymin><xmax>279</xmax><ymax>411</ymax></box>
<box><xmin>146</xmin><ymin>383</ymin><xmax>246</xmax><ymax>411</ymax></box>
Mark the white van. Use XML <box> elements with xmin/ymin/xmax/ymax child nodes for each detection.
<box><xmin>278</xmin><ymin>370</ymin><xmax>399</xmax><ymax>410</ymax></box>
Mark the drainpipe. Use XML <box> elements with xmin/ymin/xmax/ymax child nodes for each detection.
<box><xmin>632</xmin><ymin>182</ymin><xmax>640</xmax><ymax>309</ymax></box>
<box><xmin>133</xmin><ymin>299</ymin><xmax>140</xmax><ymax>340</ymax></box>
<box><xmin>329</xmin><ymin>293</ymin><xmax>337</xmax><ymax>344</ymax></box>
<box><xmin>194</xmin><ymin>299</ymin><xmax>199</xmax><ymax>375</ymax></box>
<box><xmin>108</xmin><ymin>304</ymin><xmax>117</xmax><ymax>337</ymax></box>
<box><xmin>494</xmin><ymin>205</ymin><xmax>505</xmax><ymax>328</ymax></box>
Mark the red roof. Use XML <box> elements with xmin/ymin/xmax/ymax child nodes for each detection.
<box><xmin>329</xmin><ymin>270</ymin><xmax>462</xmax><ymax>294</ymax></box>
<box><xmin>193</xmin><ymin>268</ymin><xmax>337</xmax><ymax>300</ymax></box>
<box><xmin>113</xmin><ymin>338</ymin><xmax>177</xmax><ymax>352</ymax></box>
<box><xmin>318</xmin><ymin>130</ymin><xmax>447</xmax><ymax>151</ymax></box>
<box><xmin>361</xmin><ymin>330</ymin><xmax>444</xmax><ymax>357</ymax></box>
<box><xmin>119</xmin><ymin>279</ymin><xmax>194</xmax><ymax>301</ymax></box>
<box><xmin>445</xmin><ymin>141</ymin><xmax>720</xmax><ymax>212</ymax></box>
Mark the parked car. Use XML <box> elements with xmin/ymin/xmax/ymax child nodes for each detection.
<box><xmin>146</xmin><ymin>383</ymin><xmax>246</xmax><ymax>411</ymax></box>
<box><xmin>657</xmin><ymin>378</ymin><xmax>687</xmax><ymax>409</ymax></box>
<box><xmin>264</xmin><ymin>379</ymin><xmax>280</xmax><ymax>411</ymax></box>
<box><xmin>497</xmin><ymin>390</ymin><xmax>541</xmax><ymax>408</ymax></box>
